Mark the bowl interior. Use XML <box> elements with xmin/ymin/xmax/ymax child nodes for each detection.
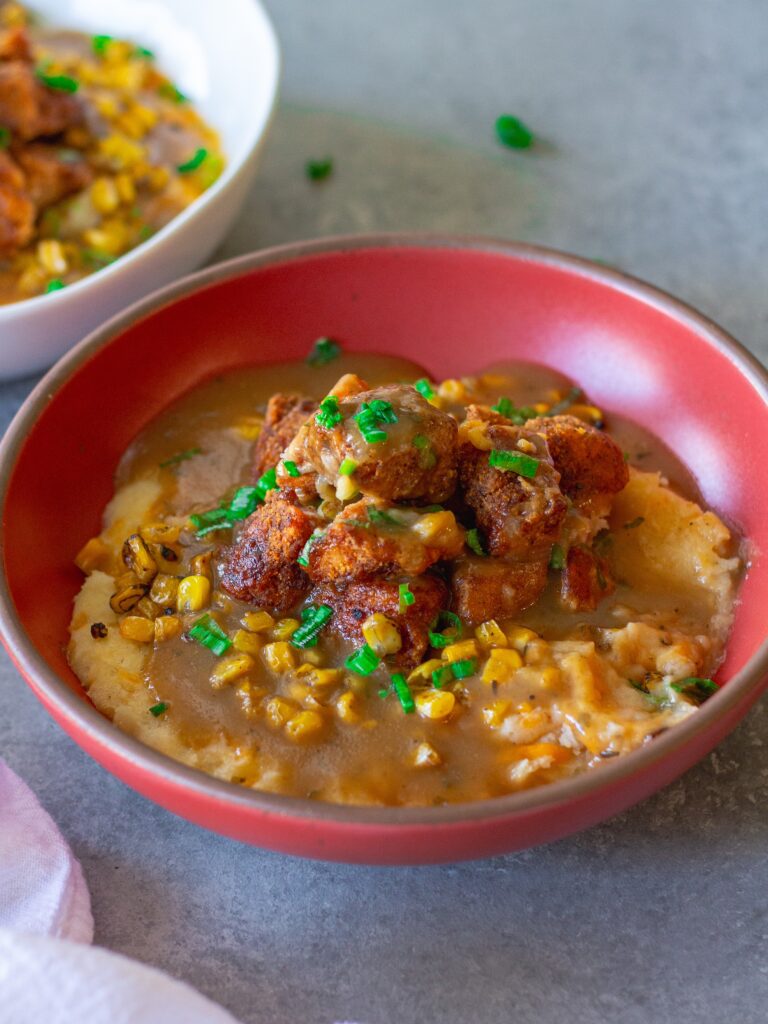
<box><xmin>4</xmin><ymin>241</ymin><xmax>767</xmax><ymax>712</ymax></box>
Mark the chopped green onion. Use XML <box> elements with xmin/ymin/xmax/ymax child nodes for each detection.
<box><xmin>466</xmin><ymin>528</ymin><xmax>486</xmax><ymax>557</ymax></box>
<box><xmin>316</xmin><ymin>395</ymin><xmax>342</xmax><ymax>429</ymax></box>
<box><xmin>189</xmin><ymin>507</ymin><xmax>230</xmax><ymax>534</ymax></box>
<box><xmin>392</xmin><ymin>673</ymin><xmax>415</xmax><ymax>713</ymax></box>
<box><xmin>254</xmin><ymin>467</ymin><xmax>278</xmax><ymax>501</ymax></box>
<box><xmin>282</xmin><ymin>460</ymin><xmax>301</xmax><ymax>478</ymax></box>
<box><xmin>367</xmin><ymin>399</ymin><xmax>397</xmax><ymax>424</ymax></box>
<box><xmin>429</xmin><ymin>610</ymin><xmax>463</xmax><ymax>649</ymax></box>
<box><xmin>450</xmin><ymin>658</ymin><xmax>477</xmax><ymax>680</ymax></box>
<box><xmin>177</xmin><ymin>147</ymin><xmax>207</xmax><ymax>173</ymax></box>
<box><xmin>431</xmin><ymin>665</ymin><xmax>453</xmax><ymax>689</ymax></box>
<box><xmin>362</xmin><ymin>427</ymin><xmax>387</xmax><ymax>444</ymax></box>
<box><xmin>44</xmin><ymin>278</ymin><xmax>65</xmax><ymax>293</ymax></box>
<box><xmin>158</xmin><ymin>81</ymin><xmax>188</xmax><ymax>103</ymax></box>
<box><xmin>37</xmin><ymin>70</ymin><xmax>78</xmax><ymax>93</ymax></box>
<box><xmin>412</xmin><ymin>433</ymin><xmax>437</xmax><ymax>469</ymax></box>
<box><xmin>307</xmin><ymin>336</ymin><xmax>341</xmax><ymax>365</ymax></box>
<box><xmin>159</xmin><ymin>447</ymin><xmax>200</xmax><ymax>468</ymax></box>
<box><xmin>489</xmin><ymin>396</ymin><xmax>538</xmax><ymax>425</ymax></box>
<box><xmin>623</xmin><ymin>516</ymin><xmax>645</xmax><ymax>530</ymax></box>
<box><xmin>489</xmin><ymin>449</ymin><xmax>539</xmax><ymax>478</ymax></box>
<box><xmin>81</xmin><ymin>248</ymin><xmax>116</xmax><ymax>268</ymax></box>
<box><xmin>188</xmin><ymin>614</ymin><xmax>231</xmax><ymax>656</ymax></box>
<box><xmin>549</xmin><ymin>543</ymin><xmax>565</xmax><ymax>570</ymax></box>
<box><xmin>367</xmin><ymin>507</ymin><xmax>400</xmax><ymax>527</ymax></box>
<box><xmin>495</xmin><ymin>114</ymin><xmax>534</xmax><ymax>149</ymax></box>
<box><xmin>345</xmin><ymin>643</ymin><xmax>381</xmax><ymax>676</ymax></box>
<box><xmin>548</xmin><ymin>387</ymin><xmax>583</xmax><ymax>416</ymax></box>
<box><xmin>297</xmin><ymin>528</ymin><xmax>324</xmax><ymax>568</ymax></box>
<box><xmin>491</xmin><ymin>396</ymin><xmax>513</xmax><ymax>417</ymax></box>
<box><xmin>92</xmin><ymin>34</ymin><xmax>112</xmax><ymax>55</ymax></box>
<box><xmin>414</xmin><ymin>378</ymin><xmax>435</xmax><ymax>399</ymax></box>
<box><xmin>670</xmin><ymin>677</ymin><xmax>718</xmax><ymax>705</ymax></box>
<box><xmin>227</xmin><ymin>485</ymin><xmax>261</xmax><ymax>521</ymax></box>
<box><xmin>339</xmin><ymin>457</ymin><xmax>357</xmax><ymax>476</ymax></box>
<box><xmin>149</xmin><ymin>701</ymin><xmax>168</xmax><ymax>717</ymax></box>
<box><xmin>0</xmin><ymin>126</ymin><xmax>10</xmax><ymax>150</ymax></box>
<box><xmin>306</xmin><ymin>157</ymin><xmax>333</xmax><ymax>181</ymax></box>
<box><xmin>291</xmin><ymin>604</ymin><xmax>333</xmax><ymax>648</ymax></box>
<box><xmin>355</xmin><ymin>400</ymin><xmax>397</xmax><ymax>444</ymax></box>
<box><xmin>398</xmin><ymin>582</ymin><xmax>416</xmax><ymax>612</ymax></box>
<box><xmin>135</xmin><ymin>45</ymin><xmax>154</xmax><ymax>59</ymax></box>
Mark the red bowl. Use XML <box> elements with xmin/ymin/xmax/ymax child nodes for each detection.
<box><xmin>1</xmin><ymin>234</ymin><xmax>767</xmax><ymax>864</ymax></box>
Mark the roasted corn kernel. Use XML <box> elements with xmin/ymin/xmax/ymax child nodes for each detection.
<box><xmin>90</xmin><ymin>177</ymin><xmax>121</xmax><ymax>214</ymax></box>
<box><xmin>141</xmin><ymin>523</ymin><xmax>181</xmax><ymax>545</ymax></box>
<box><xmin>506</xmin><ymin>625</ymin><xmax>539</xmax><ymax>652</ymax></box>
<box><xmin>190</xmin><ymin>550</ymin><xmax>213</xmax><ymax>581</ymax></box>
<box><xmin>119</xmin><ymin>615</ymin><xmax>155</xmax><ymax>643</ymax></box>
<box><xmin>272</xmin><ymin>618</ymin><xmax>300</xmax><ymax>641</ymax></box>
<box><xmin>415</xmin><ymin>690</ymin><xmax>456</xmax><ymax>720</ymax></box>
<box><xmin>121</xmin><ymin>534</ymin><xmax>157</xmax><ymax>584</ymax></box>
<box><xmin>154</xmin><ymin>615</ymin><xmax>182</xmax><ymax>642</ymax></box>
<box><xmin>442</xmin><ymin>639</ymin><xmax>479</xmax><ymax>663</ymax></box>
<box><xmin>407</xmin><ymin>659</ymin><xmax>444</xmax><ymax>685</ymax></box>
<box><xmin>265</xmin><ymin>696</ymin><xmax>298</xmax><ymax>729</ymax></box>
<box><xmin>110</xmin><ymin>583</ymin><xmax>147</xmax><ymax>614</ymax></box>
<box><xmin>285</xmin><ymin>709</ymin><xmax>325</xmax><ymax>742</ymax></box>
<box><xmin>37</xmin><ymin>239</ymin><xmax>67</xmax><ymax>275</ymax></box>
<box><xmin>136</xmin><ymin>596</ymin><xmax>161</xmax><ymax>619</ymax></box>
<box><xmin>412</xmin><ymin>510</ymin><xmax>462</xmax><ymax>547</ymax></box>
<box><xmin>414</xmin><ymin>742</ymin><xmax>442</xmax><ymax>767</ymax></box>
<box><xmin>335</xmin><ymin>690</ymin><xmax>359</xmax><ymax>723</ymax></box>
<box><xmin>262</xmin><ymin>641</ymin><xmax>296</xmax><ymax>674</ymax></box>
<box><xmin>233</xmin><ymin>415</ymin><xmax>264</xmax><ymax>440</ymax></box>
<box><xmin>361</xmin><ymin>614</ymin><xmax>402</xmax><ymax>656</ymax></box>
<box><xmin>241</xmin><ymin>610</ymin><xmax>274</xmax><ymax>633</ymax></box>
<box><xmin>232</xmin><ymin>629</ymin><xmax>263</xmax><ymax>656</ymax></box>
<box><xmin>475</xmin><ymin>620</ymin><xmax>508</xmax><ymax>649</ymax></box>
<box><xmin>149</xmin><ymin>574</ymin><xmax>179</xmax><ymax>607</ymax></box>
<box><xmin>75</xmin><ymin>537</ymin><xmax>111</xmax><ymax>574</ymax></box>
<box><xmin>481</xmin><ymin>648</ymin><xmax>523</xmax><ymax>684</ymax></box>
<box><xmin>176</xmin><ymin>575</ymin><xmax>211</xmax><ymax>613</ymax></box>
<box><xmin>210</xmin><ymin>653</ymin><xmax>255</xmax><ymax>690</ymax></box>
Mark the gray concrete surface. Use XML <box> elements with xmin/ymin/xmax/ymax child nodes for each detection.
<box><xmin>2</xmin><ymin>1</ymin><xmax>767</xmax><ymax>1021</ymax></box>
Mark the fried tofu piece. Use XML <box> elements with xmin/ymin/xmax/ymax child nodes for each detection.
<box><xmin>559</xmin><ymin>545</ymin><xmax>614</xmax><ymax>612</ymax></box>
<box><xmin>458</xmin><ymin>418</ymin><xmax>567</xmax><ymax>560</ymax></box>
<box><xmin>525</xmin><ymin>415</ymin><xmax>628</xmax><ymax>504</ymax></box>
<box><xmin>307</xmin><ymin>497</ymin><xmax>465</xmax><ymax>584</ymax></box>
<box><xmin>0</xmin><ymin>150</ymin><xmax>33</xmax><ymax>251</ymax></box>
<box><xmin>313</xmin><ymin>574</ymin><xmax>448</xmax><ymax>668</ymax></box>
<box><xmin>14</xmin><ymin>142</ymin><xmax>91</xmax><ymax>208</ymax></box>
<box><xmin>450</xmin><ymin>557</ymin><xmax>548</xmax><ymax>626</ymax></box>
<box><xmin>285</xmin><ymin>381</ymin><xmax>458</xmax><ymax>504</ymax></box>
<box><xmin>217</xmin><ymin>491</ymin><xmax>320</xmax><ymax>612</ymax></box>
<box><xmin>252</xmin><ymin>393</ymin><xmax>317</xmax><ymax>479</ymax></box>
<box><xmin>0</xmin><ymin>60</ymin><xmax>83</xmax><ymax>141</ymax></box>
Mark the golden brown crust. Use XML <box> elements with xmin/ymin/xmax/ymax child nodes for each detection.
<box><xmin>252</xmin><ymin>393</ymin><xmax>317</xmax><ymax>480</ymax></box>
<box><xmin>0</xmin><ymin>151</ymin><xmax>34</xmax><ymax>252</ymax></box>
<box><xmin>450</xmin><ymin>557</ymin><xmax>548</xmax><ymax>626</ymax></box>
<box><xmin>312</xmin><ymin>574</ymin><xmax>447</xmax><ymax>668</ymax></box>
<box><xmin>458</xmin><ymin>421</ymin><xmax>567</xmax><ymax>560</ymax></box>
<box><xmin>14</xmin><ymin>143</ymin><xmax>92</xmax><ymax>208</ymax></box>
<box><xmin>525</xmin><ymin>415</ymin><xmax>629</xmax><ymax>501</ymax></box>
<box><xmin>217</xmin><ymin>491</ymin><xmax>319</xmax><ymax>612</ymax></box>
<box><xmin>0</xmin><ymin>60</ymin><xmax>83</xmax><ymax>141</ymax></box>
<box><xmin>0</xmin><ymin>27</ymin><xmax>32</xmax><ymax>62</ymax></box>
<box><xmin>560</xmin><ymin>545</ymin><xmax>614</xmax><ymax>612</ymax></box>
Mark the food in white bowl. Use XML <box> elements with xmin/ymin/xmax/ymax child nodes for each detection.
<box><xmin>0</xmin><ymin>0</ymin><xmax>278</xmax><ymax>378</ymax></box>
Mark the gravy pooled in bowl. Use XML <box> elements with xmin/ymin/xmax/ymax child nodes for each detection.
<box><xmin>68</xmin><ymin>345</ymin><xmax>742</xmax><ymax>806</ymax></box>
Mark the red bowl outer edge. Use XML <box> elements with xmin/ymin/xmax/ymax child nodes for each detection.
<box><xmin>1</xmin><ymin>233</ymin><xmax>767</xmax><ymax>864</ymax></box>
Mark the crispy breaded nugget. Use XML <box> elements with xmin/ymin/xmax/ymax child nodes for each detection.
<box><xmin>0</xmin><ymin>27</ymin><xmax>32</xmax><ymax>62</ymax></box>
<box><xmin>458</xmin><ymin>419</ymin><xmax>567</xmax><ymax>560</ymax></box>
<box><xmin>0</xmin><ymin>151</ymin><xmax>33</xmax><ymax>252</ymax></box>
<box><xmin>525</xmin><ymin>415</ymin><xmax>628</xmax><ymax>501</ymax></box>
<box><xmin>306</xmin><ymin>497</ymin><xmax>465</xmax><ymax>584</ymax></box>
<box><xmin>217</xmin><ymin>491</ymin><xmax>319</xmax><ymax>612</ymax></box>
<box><xmin>252</xmin><ymin>393</ymin><xmax>317</xmax><ymax>479</ymax></box>
<box><xmin>0</xmin><ymin>60</ymin><xmax>83</xmax><ymax>141</ymax></box>
<box><xmin>450</xmin><ymin>557</ymin><xmax>548</xmax><ymax>625</ymax></box>
<box><xmin>15</xmin><ymin>143</ymin><xmax>92</xmax><ymax>208</ymax></box>
<box><xmin>286</xmin><ymin>382</ymin><xmax>458</xmax><ymax>504</ymax></box>
<box><xmin>559</xmin><ymin>544</ymin><xmax>614</xmax><ymax>612</ymax></box>
<box><xmin>313</xmin><ymin>574</ymin><xmax>447</xmax><ymax>668</ymax></box>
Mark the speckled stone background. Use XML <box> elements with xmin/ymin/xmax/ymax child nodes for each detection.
<box><xmin>2</xmin><ymin>1</ymin><xmax>767</xmax><ymax>1022</ymax></box>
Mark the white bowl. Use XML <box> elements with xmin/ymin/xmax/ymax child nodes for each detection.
<box><xmin>0</xmin><ymin>0</ymin><xmax>280</xmax><ymax>379</ymax></box>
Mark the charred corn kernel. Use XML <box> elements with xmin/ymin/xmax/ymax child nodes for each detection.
<box><xmin>154</xmin><ymin>615</ymin><xmax>182</xmax><ymax>642</ymax></box>
<box><xmin>437</xmin><ymin>378</ymin><xmax>469</xmax><ymax>402</ymax></box>
<box><xmin>412</xmin><ymin>510</ymin><xmax>463</xmax><ymax>548</ymax></box>
<box><xmin>242</xmin><ymin>610</ymin><xmax>274</xmax><ymax>633</ymax></box>
<box><xmin>232</xmin><ymin>629</ymin><xmax>263</xmax><ymax>656</ymax></box>
<box><xmin>265</xmin><ymin>696</ymin><xmax>298</xmax><ymax>729</ymax></box>
<box><xmin>122</xmin><ymin>533</ymin><xmax>157</xmax><ymax>584</ymax></box>
<box><xmin>481</xmin><ymin>648</ymin><xmax>524</xmax><ymax>684</ymax></box>
<box><xmin>90</xmin><ymin>177</ymin><xmax>121</xmax><ymax>214</ymax></box>
<box><xmin>506</xmin><ymin>625</ymin><xmax>539</xmax><ymax>652</ymax></box>
<box><xmin>415</xmin><ymin>689</ymin><xmax>456</xmax><ymax>720</ymax></box>
<box><xmin>176</xmin><ymin>575</ymin><xmax>211</xmax><ymax>612</ymax></box>
<box><xmin>335</xmin><ymin>474</ymin><xmax>358</xmax><ymax>502</ymax></box>
<box><xmin>569</xmin><ymin>403</ymin><xmax>604</xmax><ymax>425</ymax></box>
<box><xmin>285</xmin><ymin>709</ymin><xmax>325</xmax><ymax>742</ymax></box>
<box><xmin>190</xmin><ymin>551</ymin><xmax>213</xmax><ymax>581</ymax></box>
<box><xmin>141</xmin><ymin>522</ymin><xmax>181</xmax><ymax>545</ymax></box>
<box><xmin>114</xmin><ymin>173</ymin><xmax>136</xmax><ymax>204</ymax></box>
<box><xmin>235</xmin><ymin>681</ymin><xmax>265</xmax><ymax>720</ymax></box>
<box><xmin>407</xmin><ymin>659</ymin><xmax>444</xmax><ymax>685</ymax></box>
<box><xmin>475</xmin><ymin>620</ymin><xmax>508</xmax><ymax>648</ymax></box>
<box><xmin>262</xmin><ymin>641</ymin><xmax>296</xmax><ymax>674</ymax></box>
<box><xmin>233</xmin><ymin>415</ymin><xmax>263</xmax><ymax>440</ymax></box>
<box><xmin>506</xmin><ymin>742</ymin><xmax>571</xmax><ymax>765</ymax></box>
<box><xmin>110</xmin><ymin>583</ymin><xmax>147</xmax><ymax>615</ymax></box>
<box><xmin>114</xmin><ymin>570</ymin><xmax>139</xmax><ymax>589</ymax></box>
<box><xmin>149</xmin><ymin>574</ymin><xmax>179</xmax><ymax>607</ymax></box>
<box><xmin>482</xmin><ymin>700</ymin><xmax>512</xmax><ymax>729</ymax></box>
<box><xmin>414</xmin><ymin>742</ymin><xmax>442</xmax><ymax>767</ymax></box>
<box><xmin>37</xmin><ymin>239</ymin><xmax>67</xmax><ymax>275</ymax></box>
<box><xmin>442</xmin><ymin>639</ymin><xmax>479</xmax><ymax>663</ymax></box>
<box><xmin>272</xmin><ymin>618</ymin><xmax>300</xmax><ymax>641</ymax></box>
<box><xmin>119</xmin><ymin>616</ymin><xmax>155</xmax><ymax>643</ymax></box>
<box><xmin>75</xmin><ymin>537</ymin><xmax>111</xmax><ymax>574</ymax></box>
<box><xmin>335</xmin><ymin>690</ymin><xmax>359</xmax><ymax>723</ymax></box>
<box><xmin>210</xmin><ymin>653</ymin><xmax>255</xmax><ymax>690</ymax></box>
<box><xmin>361</xmin><ymin>614</ymin><xmax>402</xmax><ymax>656</ymax></box>
<box><xmin>136</xmin><ymin>596</ymin><xmax>161</xmax><ymax>619</ymax></box>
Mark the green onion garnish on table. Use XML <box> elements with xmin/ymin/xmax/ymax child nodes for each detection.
<box><xmin>488</xmin><ymin>449</ymin><xmax>539</xmax><ymax>478</ymax></box>
<box><xmin>188</xmin><ymin>615</ymin><xmax>231</xmax><ymax>656</ymax></box>
<box><xmin>37</xmin><ymin>70</ymin><xmax>79</xmax><ymax>93</ymax></box>
<box><xmin>428</xmin><ymin>610</ymin><xmax>463</xmax><ymax>648</ymax></box>
<box><xmin>291</xmin><ymin>604</ymin><xmax>333</xmax><ymax>649</ymax></box>
<box><xmin>306</xmin><ymin>157</ymin><xmax>334</xmax><ymax>181</ymax></box>
<box><xmin>398</xmin><ymin>582</ymin><xmax>416</xmax><ymax>612</ymax></box>
<box><xmin>495</xmin><ymin>114</ymin><xmax>534</xmax><ymax>149</ymax></box>
<box><xmin>392</xmin><ymin>673</ymin><xmax>415</xmax><ymax>713</ymax></box>
<box><xmin>345</xmin><ymin>643</ymin><xmax>381</xmax><ymax>676</ymax></box>
<box><xmin>307</xmin><ymin>336</ymin><xmax>341</xmax><ymax>365</ymax></box>
<box><xmin>177</xmin><ymin>148</ymin><xmax>208</xmax><ymax>173</ymax></box>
